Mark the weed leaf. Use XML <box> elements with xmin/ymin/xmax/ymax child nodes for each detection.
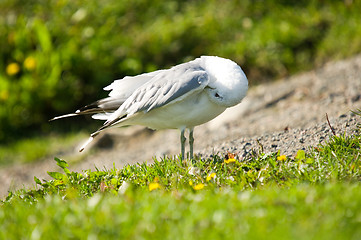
<box><xmin>34</xmin><ymin>176</ymin><xmax>42</xmax><ymax>185</ymax></box>
<box><xmin>47</xmin><ymin>171</ymin><xmax>65</xmax><ymax>180</ymax></box>
<box><xmin>54</xmin><ymin>157</ymin><xmax>69</xmax><ymax>169</ymax></box>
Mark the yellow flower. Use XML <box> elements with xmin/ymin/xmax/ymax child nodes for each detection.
<box><xmin>24</xmin><ymin>56</ymin><xmax>36</xmax><ymax>71</ymax></box>
<box><xmin>6</xmin><ymin>62</ymin><xmax>20</xmax><ymax>76</ymax></box>
<box><xmin>148</xmin><ymin>182</ymin><xmax>160</xmax><ymax>191</ymax></box>
<box><xmin>206</xmin><ymin>173</ymin><xmax>216</xmax><ymax>181</ymax></box>
<box><xmin>189</xmin><ymin>180</ymin><xmax>193</xmax><ymax>186</ymax></box>
<box><xmin>277</xmin><ymin>155</ymin><xmax>287</xmax><ymax>161</ymax></box>
<box><xmin>193</xmin><ymin>183</ymin><xmax>204</xmax><ymax>190</ymax></box>
<box><xmin>224</xmin><ymin>158</ymin><xmax>236</xmax><ymax>164</ymax></box>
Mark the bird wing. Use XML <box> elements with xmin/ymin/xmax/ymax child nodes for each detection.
<box><xmin>104</xmin><ymin>70</ymin><xmax>166</xmax><ymax>99</ymax></box>
<box><xmin>100</xmin><ymin>61</ymin><xmax>210</xmax><ymax>129</ymax></box>
<box><xmin>80</xmin><ymin>70</ymin><xmax>166</xmax><ymax>114</ymax></box>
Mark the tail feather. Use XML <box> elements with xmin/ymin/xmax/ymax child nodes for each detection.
<box><xmin>50</xmin><ymin>97</ymin><xmax>124</xmax><ymax>121</ymax></box>
<box><xmin>50</xmin><ymin>96</ymin><xmax>127</xmax><ymax>152</ymax></box>
<box><xmin>78</xmin><ymin>97</ymin><xmax>124</xmax><ymax>114</ymax></box>
<box><xmin>49</xmin><ymin>113</ymin><xmax>80</xmax><ymax>121</ymax></box>
<box><xmin>79</xmin><ymin>130</ymin><xmax>102</xmax><ymax>152</ymax></box>
<box><xmin>79</xmin><ymin>136</ymin><xmax>94</xmax><ymax>152</ymax></box>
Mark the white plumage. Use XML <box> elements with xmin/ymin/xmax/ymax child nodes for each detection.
<box><xmin>51</xmin><ymin>56</ymin><xmax>248</xmax><ymax>159</ymax></box>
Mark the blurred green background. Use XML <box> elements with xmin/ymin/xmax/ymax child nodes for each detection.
<box><xmin>1</xmin><ymin>0</ymin><xmax>361</xmax><ymax>144</ymax></box>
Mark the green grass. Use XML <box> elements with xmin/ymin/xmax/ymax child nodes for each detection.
<box><xmin>2</xmin><ymin>183</ymin><xmax>361</xmax><ymax>240</ymax></box>
<box><xmin>1</xmin><ymin>116</ymin><xmax>360</xmax><ymax>239</ymax></box>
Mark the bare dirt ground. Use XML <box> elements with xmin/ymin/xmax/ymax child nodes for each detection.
<box><xmin>1</xmin><ymin>55</ymin><xmax>361</xmax><ymax>197</ymax></box>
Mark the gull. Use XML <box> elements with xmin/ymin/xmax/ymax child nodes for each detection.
<box><xmin>51</xmin><ymin>56</ymin><xmax>248</xmax><ymax>159</ymax></box>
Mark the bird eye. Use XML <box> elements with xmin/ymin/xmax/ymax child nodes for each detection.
<box><xmin>215</xmin><ymin>93</ymin><xmax>222</xmax><ymax>98</ymax></box>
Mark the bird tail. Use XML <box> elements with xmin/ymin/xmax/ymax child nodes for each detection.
<box><xmin>49</xmin><ymin>96</ymin><xmax>124</xmax><ymax>122</ymax></box>
<box><xmin>50</xmin><ymin>97</ymin><xmax>127</xmax><ymax>152</ymax></box>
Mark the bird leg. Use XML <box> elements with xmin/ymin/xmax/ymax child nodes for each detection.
<box><xmin>189</xmin><ymin>128</ymin><xmax>194</xmax><ymax>159</ymax></box>
<box><xmin>180</xmin><ymin>128</ymin><xmax>186</xmax><ymax>160</ymax></box>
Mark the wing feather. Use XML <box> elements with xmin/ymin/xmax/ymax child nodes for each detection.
<box><xmin>101</xmin><ymin>61</ymin><xmax>209</xmax><ymax>129</ymax></box>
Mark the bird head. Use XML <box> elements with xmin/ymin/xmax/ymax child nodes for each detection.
<box><xmin>201</xmin><ymin>56</ymin><xmax>248</xmax><ymax>107</ymax></box>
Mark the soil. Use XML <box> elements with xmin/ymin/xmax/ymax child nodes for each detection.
<box><xmin>1</xmin><ymin>55</ymin><xmax>361</xmax><ymax>197</ymax></box>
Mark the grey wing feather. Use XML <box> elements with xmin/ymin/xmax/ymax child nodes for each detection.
<box><xmin>146</xmin><ymin>70</ymin><xmax>209</xmax><ymax>112</ymax></box>
<box><xmin>102</xmin><ymin>62</ymin><xmax>209</xmax><ymax>128</ymax></box>
<box><xmin>104</xmin><ymin>70</ymin><xmax>166</xmax><ymax>99</ymax></box>
<box><xmin>90</xmin><ymin>70</ymin><xmax>165</xmax><ymax>115</ymax></box>
<box><xmin>124</xmin><ymin>65</ymin><xmax>209</xmax><ymax>115</ymax></box>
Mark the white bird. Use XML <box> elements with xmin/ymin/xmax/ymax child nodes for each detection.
<box><xmin>51</xmin><ymin>56</ymin><xmax>248</xmax><ymax>159</ymax></box>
